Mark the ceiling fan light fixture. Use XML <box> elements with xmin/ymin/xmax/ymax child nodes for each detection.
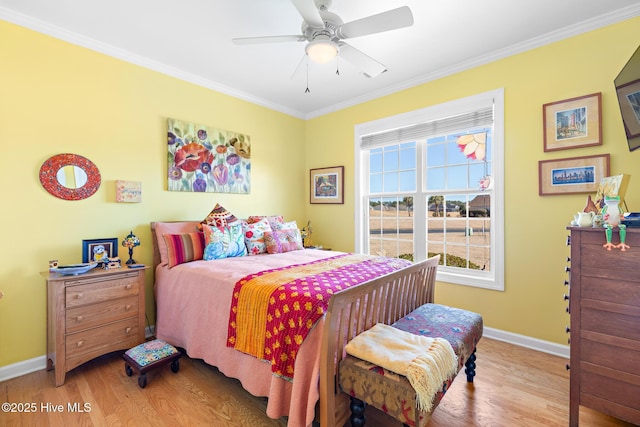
<box><xmin>306</xmin><ymin>37</ymin><xmax>339</xmax><ymax>64</ymax></box>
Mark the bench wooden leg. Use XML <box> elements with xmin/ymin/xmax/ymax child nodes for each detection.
<box><xmin>349</xmin><ymin>396</ymin><xmax>366</xmax><ymax>427</ymax></box>
<box><xmin>464</xmin><ymin>348</ymin><xmax>477</xmax><ymax>382</ymax></box>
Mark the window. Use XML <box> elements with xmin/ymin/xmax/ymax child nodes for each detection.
<box><xmin>355</xmin><ymin>89</ymin><xmax>504</xmax><ymax>291</ymax></box>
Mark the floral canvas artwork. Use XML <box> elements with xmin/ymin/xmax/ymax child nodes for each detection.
<box><xmin>167</xmin><ymin>118</ymin><xmax>251</xmax><ymax>193</ymax></box>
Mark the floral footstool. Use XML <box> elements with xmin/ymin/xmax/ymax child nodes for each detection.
<box><xmin>123</xmin><ymin>339</ymin><xmax>181</xmax><ymax>388</ymax></box>
<box><xmin>339</xmin><ymin>303</ymin><xmax>483</xmax><ymax>427</ymax></box>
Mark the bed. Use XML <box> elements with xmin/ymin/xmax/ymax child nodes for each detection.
<box><xmin>151</xmin><ymin>220</ymin><xmax>439</xmax><ymax>427</ymax></box>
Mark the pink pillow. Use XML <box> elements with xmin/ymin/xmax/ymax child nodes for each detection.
<box><xmin>264</xmin><ymin>229</ymin><xmax>304</xmax><ymax>254</ymax></box>
<box><xmin>163</xmin><ymin>232</ymin><xmax>205</xmax><ymax>268</ymax></box>
<box><xmin>154</xmin><ymin>221</ymin><xmax>201</xmax><ymax>266</ymax></box>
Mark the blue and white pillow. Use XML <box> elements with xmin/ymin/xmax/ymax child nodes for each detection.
<box><xmin>202</xmin><ymin>223</ymin><xmax>247</xmax><ymax>260</ymax></box>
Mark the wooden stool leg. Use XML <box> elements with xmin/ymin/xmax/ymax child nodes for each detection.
<box><xmin>465</xmin><ymin>348</ymin><xmax>477</xmax><ymax>382</ymax></box>
<box><xmin>349</xmin><ymin>396</ymin><xmax>366</xmax><ymax>427</ymax></box>
<box><xmin>138</xmin><ymin>374</ymin><xmax>147</xmax><ymax>388</ymax></box>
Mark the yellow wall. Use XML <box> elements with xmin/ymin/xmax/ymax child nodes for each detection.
<box><xmin>0</xmin><ymin>21</ymin><xmax>305</xmax><ymax>367</ymax></box>
<box><xmin>305</xmin><ymin>17</ymin><xmax>640</xmax><ymax>345</ymax></box>
<box><xmin>1</xmin><ymin>16</ymin><xmax>638</xmax><ymax>369</ymax></box>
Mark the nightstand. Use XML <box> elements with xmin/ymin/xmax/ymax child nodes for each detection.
<box><xmin>41</xmin><ymin>265</ymin><xmax>147</xmax><ymax>386</ymax></box>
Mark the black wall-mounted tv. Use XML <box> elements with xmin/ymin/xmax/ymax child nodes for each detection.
<box><xmin>615</xmin><ymin>44</ymin><xmax>640</xmax><ymax>151</ymax></box>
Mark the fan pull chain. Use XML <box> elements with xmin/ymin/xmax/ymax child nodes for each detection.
<box><xmin>305</xmin><ymin>61</ymin><xmax>310</xmax><ymax>93</ymax></box>
<box><xmin>336</xmin><ymin>56</ymin><xmax>340</xmax><ymax>76</ymax></box>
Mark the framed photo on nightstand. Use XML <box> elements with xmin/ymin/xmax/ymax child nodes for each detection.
<box><xmin>82</xmin><ymin>238</ymin><xmax>118</xmax><ymax>263</ymax></box>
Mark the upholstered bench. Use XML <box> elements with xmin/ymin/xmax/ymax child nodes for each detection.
<box><xmin>339</xmin><ymin>303</ymin><xmax>483</xmax><ymax>427</ymax></box>
<box><xmin>123</xmin><ymin>339</ymin><xmax>181</xmax><ymax>388</ymax></box>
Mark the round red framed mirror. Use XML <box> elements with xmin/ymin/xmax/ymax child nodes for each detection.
<box><xmin>39</xmin><ymin>153</ymin><xmax>101</xmax><ymax>200</ymax></box>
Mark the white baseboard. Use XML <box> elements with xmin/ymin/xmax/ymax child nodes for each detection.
<box><xmin>483</xmin><ymin>326</ymin><xmax>570</xmax><ymax>359</ymax></box>
<box><xmin>0</xmin><ymin>326</ymin><xmax>568</xmax><ymax>382</ymax></box>
<box><xmin>0</xmin><ymin>325</ymin><xmax>157</xmax><ymax>383</ymax></box>
<box><xmin>0</xmin><ymin>355</ymin><xmax>47</xmax><ymax>382</ymax></box>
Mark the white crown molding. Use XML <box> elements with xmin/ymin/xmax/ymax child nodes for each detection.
<box><xmin>2</xmin><ymin>4</ymin><xmax>639</xmax><ymax>120</ymax></box>
<box><xmin>304</xmin><ymin>3</ymin><xmax>640</xmax><ymax>119</ymax></box>
<box><xmin>0</xmin><ymin>7</ymin><xmax>305</xmax><ymax>120</ymax></box>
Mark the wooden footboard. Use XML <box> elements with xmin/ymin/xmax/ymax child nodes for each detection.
<box><xmin>318</xmin><ymin>255</ymin><xmax>440</xmax><ymax>427</ymax></box>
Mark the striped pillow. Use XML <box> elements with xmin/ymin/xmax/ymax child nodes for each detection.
<box><xmin>163</xmin><ymin>232</ymin><xmax>205</xmax><ymax>268</ymax></box>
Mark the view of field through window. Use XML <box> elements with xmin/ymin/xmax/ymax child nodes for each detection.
<box><xmin>367</xmin><ymin>128</ymin><xmax>492</xmax><ymax>271</ymax></box>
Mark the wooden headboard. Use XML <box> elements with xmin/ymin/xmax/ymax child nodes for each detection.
<box><xmin>150</xmin><ymin>220</ymin><xmax>200</xmax><ymax>270</ymax></box>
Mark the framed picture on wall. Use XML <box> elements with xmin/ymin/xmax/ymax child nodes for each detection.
<box><xmin>310</xmin><ymin>166</ymin><xmax>344</xmax><ymax>204</ymax></box>
<box><xmin>538</xmin><ymin>154</ymin><xmax>609</xmax><ymax>196</ymax></box>
<box><xmin>82</xmin><ymin>238</ymin><xmax>118</xmax><ymax>263</ymax></box>
<box><xmin>543</xmin><ymin>93</ymin><xmax>602</xmax><ymax>152</ymax></box>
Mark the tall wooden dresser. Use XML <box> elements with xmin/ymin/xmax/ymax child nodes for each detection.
<box><xmin>567</xmin><ymin>227</ymin><xmax>640</xmax><ymax>426</ymax></box>
<box><xmin>42</xmin><ymin>266</ymin><xmax>147</xmax><ymax>386</ymax></box>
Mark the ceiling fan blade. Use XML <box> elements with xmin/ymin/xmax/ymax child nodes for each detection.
<box><xmin>337</xmin><ymin>6</ymin><xmax>414</xmax><ymax>39</ymax></box>
<box><xmin>291</xmin><ymin>0</ymin><xmax>324</xmax><ymax>28</ymax></box>
<box><xmin>232</xmin><ymin>35</ymin><xmax>307</xmax><ymax>45</ymax></box>
<box><xmin>338</xmin><ymin>43</ymin><xmax>387</xmax><ymax>78</ymax></box>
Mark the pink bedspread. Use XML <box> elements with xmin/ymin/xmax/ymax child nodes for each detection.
<box><xmin>154</xmin><ymin>248</ymin><xmax>344</xmax><ymax>427</ymax></box>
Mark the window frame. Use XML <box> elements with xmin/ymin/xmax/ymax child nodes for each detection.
<box><xmin>354</xmin><ymin>89</ymin><xmax>505</xmax><ymax>291</ymax></box>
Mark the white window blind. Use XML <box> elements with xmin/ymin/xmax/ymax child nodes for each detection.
<box><xmin>361</xmin><ymin>107</ymin><xmax>494</xmax><ymax>149</ymax></box>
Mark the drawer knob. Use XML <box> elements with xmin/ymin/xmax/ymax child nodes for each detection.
<box><xmin>564</xmin><ymin>266</ymin><xmax>570</xmax><ymax>273</ymax></box>
<box><xmin>565</xmin><ymin>326</ymin><xmax>570</xmax><ymax>333</ymax></box>
<box><xmin>125</xmin><ymin>304</ymin><xmax>132</xmax><ymax>311</ymax></box>
<box><xmin>566</xmin><ymin>306</ymin><xmax>570</xmax><ymax>314</ymax></box>
<box><xmin>125</xmin><ymin>284</ymin><xmax>132</xmax><ymax>290</ymax></box>
<box><xmin>563</xmin><ymin>280</ymin><xmax>569</xmax><ymax>286</ymax></box>
<box><xmin>76</xmin><ymin>340</ymin><xmax>84</xmax><ymax>347</ymax></box>
<box><xmin>566</xmin><ymin>364</ymin><xmax>570</xmax><ymax>370</ymax></box>
<box><xmin>125</xmin><ymin>327</ymin><xmax>132</xmax><ymax>334</ymax></box>
<box><xmin>563</xmin><ymin>294</ymin><xmax>569</xmax><ymax>301</ymax></box>
<box><xmin>75</xmin><ymin>292</ymin><xmax>83</xmax><ymax>299</ymax></box>
<box><xmin>76</xmin><ymin>315</ymin><xmax>83</xmax><ymax>322</ymax></box>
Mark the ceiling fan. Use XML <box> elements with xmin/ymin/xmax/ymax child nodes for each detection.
<box><xmin>232</xmin><ymin>0</ymin><xmax>414</xmax><ymax>78</ymax></box>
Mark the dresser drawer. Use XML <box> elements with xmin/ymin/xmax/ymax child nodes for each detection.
<box><xmin>66</xmin><ymin>296</ymin><xmax>139</xmax><ymax>334</ymax></box>
<box><xmin>581</xmin><ymin>340</ymin><xmax>640</xmax><ymax>376</ymax></box>
<box><xmin>581</xmin><ymin>276</ymin><xmax>640</xmax><ymax>306</ymax></box>
<box><xmin>580</xmin><ymin>368</ymin><xmax>640</xmax><ymax>412</ymax></box>
<box><xmin>581</xmin><ymin>306</ymin><xmax>640</xmax><ymax>342</ymax></box>
<box><xmin>65</xmin><ymin>318</ymin><xmax>140</xmax><ymax>370</ymax></box>
<box><xmin>65</xmin><ymin>276</ymin><xmax>139</xmax><ymax>308</ymax></box>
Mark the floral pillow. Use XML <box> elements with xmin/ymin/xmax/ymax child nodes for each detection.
<box><xmin>247</xmin><ymin>215</ymin><xmax>284</xmax><ymax>230</ymax></box>
<box><xmin>264</xmin><ymin>229</ymin><xmax>304</xmax><ymax>254</ymax></box>
<box><xmin>276</xmin><ymin>220</ymin><xmax>298</xmax><ymax>231</ymax></box>
<box><xmin>242</xmin><ymin>218</ymin><xmax>273</xmax><ymax>255</ymax></box>
<box><xmin>202</xmin><ymin>223</ymin><xmax>247</xmax><ymax>260</ymax></box>
<box><xmin>199</xmin><ymin>203</ymin><xmax>239</xmax><ymax>231</ymax></box>
<box><xmin>163</xmin><ymin>232</ymin><xmax>206</xmax><ymax>268</ymax></box>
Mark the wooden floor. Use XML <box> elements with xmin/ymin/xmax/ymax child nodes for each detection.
<box><xmin>1</xmin><ymin>338</ymin><xmax>636</xmax><ymax>427</ymax></box>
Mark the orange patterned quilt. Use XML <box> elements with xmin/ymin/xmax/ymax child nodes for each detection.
<box><xmin>227</xmin><ymin>253</ymin><xmax>411</xmax><ymax>380</ymax></box>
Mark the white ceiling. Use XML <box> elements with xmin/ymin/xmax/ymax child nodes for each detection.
<box><xmin>2</xmin><ymin>0</ymin><xmax>639</xmax><ymax>119</ymax></box>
